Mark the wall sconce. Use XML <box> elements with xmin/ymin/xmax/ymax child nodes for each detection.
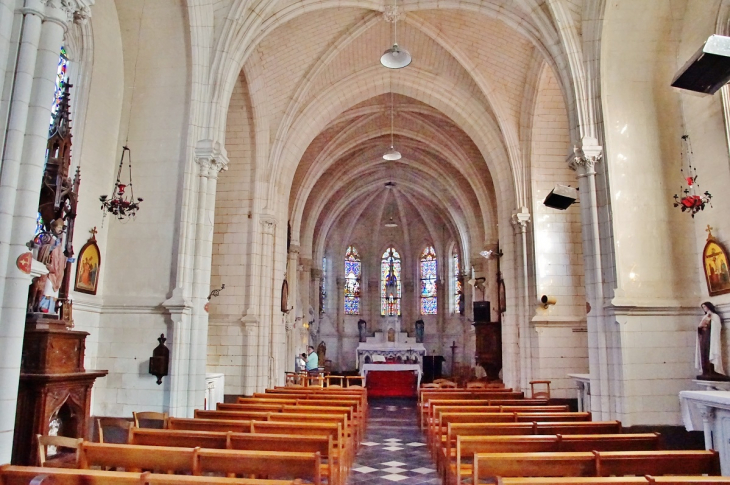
<box><xmin>540</xmin><ymin>295</ymin><xmax>557</xmax><ymax>309</ymax></box>
<box><xmin>149</xmin><ymin>334</ymin><xmax>169</xmax><ymax>385</ymax></box>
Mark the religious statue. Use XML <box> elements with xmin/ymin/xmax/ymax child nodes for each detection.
<box><xmin>358</xmin><ymin>319</ymin><xmax>367</xmax><ymax>343</ymax></box>
<box><xmin>316</xmin><ymin>341</ymin><xmax>326</xmax><ymax>367</ymax></box>
<box><xmin>415</xmin><ymin>319</ymin><xmax>425</xmax><ymax>343</ymax></box>
<box><xmin>696</xmin><ymin>301</ymin><xmax>730</xmax><ymax>380</ymax></box>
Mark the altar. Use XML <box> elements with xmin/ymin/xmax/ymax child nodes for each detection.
<box><xmin>355</xmin><ymin>316</ymin><xmax>426</xmax><ymax>370</ymax></box>
<box><xmin>360</xmin><ymin>363</ymin><xmax>422</xmax><ymax>389</ymax></box>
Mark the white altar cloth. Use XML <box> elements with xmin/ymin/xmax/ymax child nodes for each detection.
<box><xmin>679</xmin><ymin>390</ymin><xmax>730</xmax><ymax>475</ymax></box>
<box><xmin>360</xmin><ymin>363</ymin><xmax>422</xmax><ymax>389</ymax></box>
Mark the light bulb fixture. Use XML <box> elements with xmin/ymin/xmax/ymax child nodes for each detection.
<box><xmin>381</xmin><ymin>2</ymin><xmax>411</xmax><ymax>69</ymax></box>
<box><xmin>383</xmin><ymin>89</ymin><xmax>401</xmax><ymax>160</ymax></box>
<box><xmin>385</xmin><ymin>217</ymin><xmax>398</xmax><ymax>228</ymax></box>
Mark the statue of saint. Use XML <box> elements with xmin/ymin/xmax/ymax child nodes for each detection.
<box><xmin>415</xmin><ymin>319</ymin><xmax>425</xmax><ymax>343</ymax></box>
<box><xmin>696</xmin><ymin>301</ymin><xmax>729</xmax><ymax>380</ymax></box>
<box><xmin>358</xmin><ymin>319</ymin><xmax>367</xmax><ymax>342</ymax></box>
<box><xmin>316</xmin><ymin>341</ymin><xmax>326</xmax><ymax>368</ymax></box>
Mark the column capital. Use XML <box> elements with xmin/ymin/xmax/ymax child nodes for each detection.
<box><xmin>42</xmin><ymin>0</ymin><xmax>94</xmax><ymax>24</ymax></box>
<box><xmin>289</xmin><ymin>245</ymin><xmax>301</xmax><ymax>256</ymax></box>
<box><xmin>568</xmin><ymin>141</ymin><xmax>603</xmax><ymax>176</ymax></box>
<box><xmin>511</xmin><ymin>207</ymin><xmax>530</xmax><ymax>230</ymax></box>
<box><xmin>260</xmin><ymin>216</ymin><xmax>277</xmax><ymax>235</ymax></box>
<box><xmin>195</xmin><ymin>139</ymin><xmax>229</xmax><ymax>178</ymax></box>
<box><xmin>311</xmin><ymin>268</ymin><xmax>323</xmax><ymax>280</ymax></box>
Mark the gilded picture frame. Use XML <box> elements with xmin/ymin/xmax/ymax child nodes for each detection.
<box><xmin>74</xmin><ymin>238</ymin><xmax>101</xmax><ymax>295</ymax></box>
<box><xmin>703</xmin><ymin>230</ymin><xmax>730</xmax><ymax>296</ymax></box>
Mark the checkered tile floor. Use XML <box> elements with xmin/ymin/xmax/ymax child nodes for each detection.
<box><xmin>347</xmin><ymin>398</ymin><xmax>439</xmax><ymax>484</ymax></box>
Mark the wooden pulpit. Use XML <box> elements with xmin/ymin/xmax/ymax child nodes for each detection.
<box><xmin>11</xmin><ymin>316</ymin><xmax>107</xmax><ymax>466</ymax></box>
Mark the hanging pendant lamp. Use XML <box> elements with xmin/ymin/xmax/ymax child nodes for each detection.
<box><xmin>383</xmin><ymin>90</ymin><xmax>401</xmax><ymax>160</ymax></box>
<box><xmin>381</xmin><ymin>1</ymin><xmax>411</xmax><ymax>69</ymax></box>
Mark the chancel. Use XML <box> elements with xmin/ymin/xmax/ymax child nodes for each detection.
<box><xmin>1</xmin><ymin>1</ymin><xmax>730</xmax><ymax>482</ymax></box>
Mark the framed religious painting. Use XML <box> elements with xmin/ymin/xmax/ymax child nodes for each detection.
<box><xmin>74</xmin><ymin>232</ymin><xmax>101</xmax><ymax>295</ymax></box>
<box><xmin>703</xmin><ymin>226</ymin><xmax>730</xmax><ymax>296</ymax></box>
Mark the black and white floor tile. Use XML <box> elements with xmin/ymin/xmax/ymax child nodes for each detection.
<box><xmin>347</xmin><ymin>398</ymin><xmax>440</xmax><ymax>485</ymax></box>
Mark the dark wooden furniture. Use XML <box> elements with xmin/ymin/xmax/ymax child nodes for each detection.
<box><xmin>423</xmin><ymin>356</ymin><xmax>445</xmax><ymax>383</ymax></box>
<box><xmin>12</xmin><ymin>317</ymin><xmax>107</xmax><ymax>466</ymax></box>
<box><xmin>474</xmin><ymin>321</ymin><xmax>502</xmax><ymax>380</ymax></box>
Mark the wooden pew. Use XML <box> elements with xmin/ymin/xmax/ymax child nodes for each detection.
<box><xmin>430</xmin><ymin>412</ymin><xmax>592</xmax><ymax>453</ymax></box>
<box><xmin>435</xmin><ymin>421</ymin><xmax>623</xmax><ymax>470</ymax></box>
<box><xmin>0</xmin><ymin>465</ymin><xmax>300</xmax><ymax>484</ymax></box>
<box><xmin>472</xmin><ymin>451</ymin><xmax>720</xmax><ymax>484</ymax></box>
<box><xmin>420</xmin><ymin>399</ymin><xmax>552</xmax><ymax>428</ymax></box>
<box><xmin>446</xmin><ymin>434</ymin><xmax>661</xmax><ymax>485</ymax></box>
<box><xmin>427</xmin><ymin>404</ymin><xmax>569</xmax><ymax>431</ymax></box>
<box><xmin>129</xmin><ymin>429</ymin><xmax>339</xmax><ymax>485</ymax></box>
<box><xmin>193</xmin><ymin>449</ymin><xmax>321</xmax><ymax>484</ymax></box>
<box><xmin>168</xmin><ymin>418</ymin><xmax>253</xmax><ymax>433</ymax></box>
<box><xmin>79</xmin><ymin>442</ymin><xmax>196</xmax><ymax>474</ymax></box>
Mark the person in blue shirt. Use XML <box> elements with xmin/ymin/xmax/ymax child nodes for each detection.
<box><xmin>306</xmin><ymin>345</ymin><xmax>319</xmax><ymax>372</ymax></box>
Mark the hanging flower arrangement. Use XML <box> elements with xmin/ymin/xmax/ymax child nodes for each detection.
<box><xmin>673</xmin><ymin>135</ymin><xmax>712</xmax><ymax>218</ymax></box>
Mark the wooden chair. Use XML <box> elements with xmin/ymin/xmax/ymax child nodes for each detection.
<box><xmin>97</xmin><ymin>417</ymin><xmax>133</xmax><ymax>444</ymax></box>
<box><xmin>345</xmin><ymin>375</ymin><xmax>364</xmax><ymax>387</ymax></box>
<box><xmin>326</xmin><ymin>375</ymin><xmax>344</xmax><ymax>387</ymax></box>
<box><xmin>530</xmin><ymin>380</ymin><xmax>551</xmax><ymax>399</ymax></box>
<box><xmin>133</xmin><ymin>411</ymin><xmax>168</xmax><ymax>429</ymax></box>
<box><xmin>36</xmin><ymin>434</ymin><xmax>83</xmax><ymax>468</ymax></box>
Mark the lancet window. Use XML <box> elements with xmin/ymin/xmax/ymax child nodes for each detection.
<box><xmin>381</xmin><ymin>247</ymin><xmax>401</xmax><ymax>316</ymax></box>
<box><xmin>319</xmin><ymin>257</ymin><xmax>326</xmax><ymax>314</ymax></box>
<box><xmin>452</xmin><ymin>250</ymin><xmax>462</xmax><ymax>314</ymax></box>
<box><xmin>51</xmin><ymin>46</ymin><xmax>69</xmax><ymax>124</ymax></box>
<box><xmin>420</xmin><ymin>246</ymin><xmax>437</xmax><ymax>315</ymax></box>
<box><xmin>344</xmin><ymin>246</ymin><xmax>361</xmax><ymax>315</ymax></box>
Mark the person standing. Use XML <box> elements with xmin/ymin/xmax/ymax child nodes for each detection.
<box><xmin>696</xmin><ymin>301</ymin><xmax>726</xmax><ymax>379</ymax></box>
<box><xmin>306</xmin><ymin>345</ymin><xmax>319</xmax><ymax>373</ymax></box>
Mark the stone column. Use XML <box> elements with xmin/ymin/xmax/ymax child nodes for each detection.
<box><xmin>310</xmin><ymin>267</ymin><xmax>321</xmax><ymax>342</ymax></box>
<box><xmin>0</xmin><ymin>0</ymin><xmax>92</xmax><ymax>462</ymax></box>
<box><xmin>336</xmin><ymin>276</ymin><xmax>344</xmax><ymax>371</ymax></box>
<box><xmin>569</xmin><ymin>143</ymin><xmax>609</xmax><ymax>419</ymax></box>
<box><xmin>285</xmin><ymin>246</ymin><xmax>300</xmax><ymax>373</ymax></box>
<box><xmin>187</xmin><ymin>143</ymin><xmax>227</xmax><ymax>412</ymax></box>
<box><xmin>257</xmin><ymin>216</ymin><xmax>276</xmax><ymax>390</ymax></box>
<box><xmin>0</xmin><ymin>0</ymin><xmax>45</xmax><ymax>463</ymax></box>
<box><xmin>511</xmin><ymin>207</ymin><xmax>532</xmax><ymax>392</ymax></box>
<box><xmin>369</xmin><ymin>278</ymin><xmax>379</xmax><ymax>333</ymax></box>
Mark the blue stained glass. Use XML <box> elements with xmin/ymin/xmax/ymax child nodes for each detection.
<box><xmin>344</xmin><ymin>246</ymin><xmax>361</xmax><ymax>315</ymax></box>
<box><xmin>50</xmin><ymin>47</ymin><xmax>68</xmax><ymax>127</ymax></box>
<box><xmin>420</xmin><ymin>246</ymin><xmax>437</xmax><ymax>315</ymax></box>
<box><xmin>421</xmin><ymin>297</ymin><xmax>437</xmax><ymax>315</ymax></box>
<box><xmin>381</xmin><ymin>247</ymin><xmax>401</xmax><ymax>316</ymax></box>
<box><xmin>453</xmin><ymin>252</ymin><xmax>462</xmax><ymax>313</ymax></box>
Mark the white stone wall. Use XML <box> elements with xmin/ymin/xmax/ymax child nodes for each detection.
<box><xmin>93</xmin><ymin>0</ymin><xmax>191</xmax><ymax>416</ymax></box>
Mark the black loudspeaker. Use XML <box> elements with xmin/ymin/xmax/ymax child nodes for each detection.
<box><xmin>473</xmin><ymin>301</ymin><xmax>490</xmax><ymax>323</ymax></box>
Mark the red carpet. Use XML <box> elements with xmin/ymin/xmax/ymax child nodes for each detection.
<box><xmin>365</xmin><ymin>370</ymin><xmax>417</xmax><ymax>398</ymax></box>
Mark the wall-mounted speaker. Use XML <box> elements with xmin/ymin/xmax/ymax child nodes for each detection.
<box><xmin>473</xmin><ymin>301</ymin><xmax>491</xmax><ymax>323</ymax></box>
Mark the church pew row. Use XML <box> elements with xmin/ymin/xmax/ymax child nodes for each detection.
<box><xmin>471</xmin><ymin>451</ymin><xmax>720</xmax><ymax>484</ymax></box>
<box><xmin>445</xmin><ymin>434</ymin><xmax>661</xmax><ymax>485</ymax></box>
<box><xmin>77</xmin><ymin>443</ymin><xmax>322</xmax><ymax>484</ymax></box>
<box><xmin>0</xmin><ymin>465</ymin><xmax>301</xmax><ymax>485</ymax></box>
<box><xmin>426</xmin><ymin>404</ymin><xmax>569</xmax><ymax>431</ymax></box>
<box><xmin>419</xmin><ymin>398</ymin><xmax>550</xmax><ymax>429</ymax></box>
<box><xmin>129</xmin><ymin>429</ymin><xmax>339</xmax><ymax>485</ymax></box>
<box><xmin>231</xmin><ymin>398</ymin><xmax>366</xmax><ymax>431</ymax></box>
<box><xmin>250</xmin><ymin>393</ymin><xmax>367</xmax><ymax>429</ymax></box>
<box><xmin>216</xmin><ymin>403</ymin><xmax>364</xmax><ymax>441</ymax></box>
<box><xmin>167</xmin><ymin>419</ymin><xmax>351</xmax><ymax>475</ymax></box>
<box><xmin>194</xmin><ymin>409</ymin><xmax>357</xmax><ymax>445</ymax></box>
<box><xmin>259</xmin><ymin>390</ymin><xmax>368</xmax><ymax>417</ymax></box>
<box><xmin>190</xmin><ymin>411</ymin><xmax>355</xmax><ymax>468</ymax></box>
<box><xmin>428</xmin><ymin>412</ymin><xmax>592</xmax><ymax>454</ymax></box>
<box><xmin>434</xmin><ymin>421</ymin><xmax>623</xmax><ymax>469</ymax></box>
<box><xmin>498</xmin><ymin>479</ymin><xmax>730</xmax><ymax>485</ymax></box>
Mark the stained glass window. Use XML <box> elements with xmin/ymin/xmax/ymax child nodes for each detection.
<box><xmin>453</xmin><ymin>251</ymin><xmax>463</xmax><ymax>314</ymax></box>
<box><xmin>344</xmin><ymin>246</ymin><xmax>361</xmax><ymax>315</ymax></box>
<box><xmin>381</xmin><ymin>247</ymin><xmax>401</xmax><ymax>316</ymax></box>
<box><xmin>420</xmin><ymin>246</ymin><xmax>437</xmax><ymax>315</ymax></box>
<box><xmin>319</xmin><ymin>257</ymin><xmax>326</xmax><ymax>314</ymax></box>
<box><xmin>50</xmin><ymin>46</ymin><xmax>68</xmax><ymax>126</ymax></box>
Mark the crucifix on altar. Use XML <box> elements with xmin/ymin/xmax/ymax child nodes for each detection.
<box><xmin>450</xmin><ymin>340</ymin><xmax>458</xmax><ymax>377</ymax></box>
